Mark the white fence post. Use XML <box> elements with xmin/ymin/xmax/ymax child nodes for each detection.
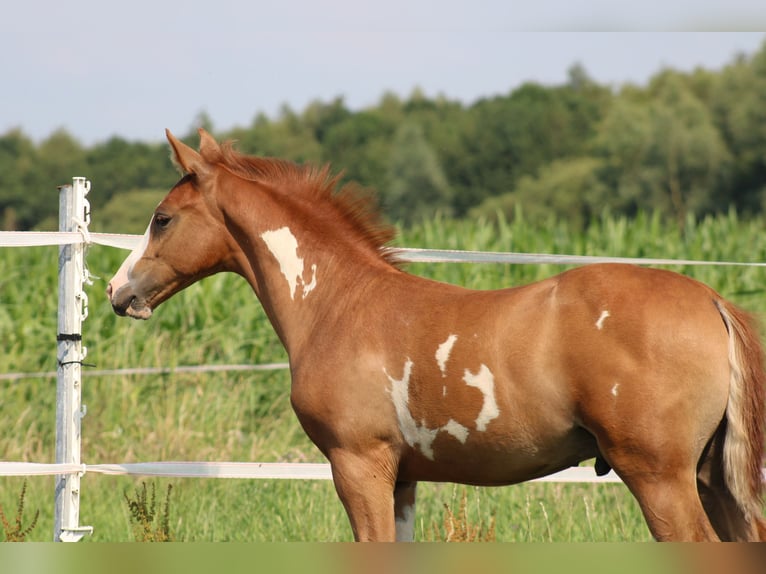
<box><xmin>53</xmin><ymin>177</ymin><xmax>93</xmax><ymax>542</ymax></box>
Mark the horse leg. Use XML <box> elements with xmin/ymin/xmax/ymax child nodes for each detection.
<box><xmin>604</xmin><ymin>445</ymin><xmax>719</xmax><ymax>541</ymax></box>
<box><xmin>590</xmin><ymin>408</ymin><xmax>720</xmax><ymax>541</ymax></box>
<box><xmin>697</xmin><ymin>428</ymin><xmax>766</xmax><ymax>541</ymax></box>
<box><xmin>328</xmin><ymin>448</ymin><xmax>399</xmax><ymax>541</ymax></box>
<box><xmin>697</xmin><ymin>469</ymin><xmax>766</xmax><ymax>542</ymax></box>
<box><xmin>697</xmin><ymin>474</ymin><xmax>753</xmax><ymax>541</ymax></box>
<box><xmin>623</xmin><ymin>469</ymin><xmax>718</xmax><ymax>541</ymax></box>
<box><xmin>394</xmin><ymin>481</ymin><xmax>417</xmax><ymax>541</ymax></box>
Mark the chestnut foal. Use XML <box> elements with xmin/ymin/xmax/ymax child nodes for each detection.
<box><xmin>108</xmin><ymin>129</ymin><xmax>766</xmax><ymax>541</ymax></box>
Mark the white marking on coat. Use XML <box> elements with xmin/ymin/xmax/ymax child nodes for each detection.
<box><xmin>302</xmin><ymin>264</ymin><xmax>317</xmax><ymax>298</ymax></box>
<box><xmin>435</xmin><ymin>334</ymin><xmax>458</xmax><ymax>377</ymax></box>
<box><xmin>384</xmin><ymin>360</ymin><xmax>473</xmax><ymax>460</ymax></box>
<box><xmin>384</xmin><ymin>359</ymin><xmax>439</xmax><ymax>460</ymax></box>
<box><xmin>260</xmin><ymin>227</ymin><xmax>318</xmax><ymax>300</ymax></box>
<box><xmin>110</xmin><ymin>222</ymin><xmax>151</xmax><ymax>293</ymax></box>
<box><xmin>463</xmin><ymin>365</ymin><xmax>500</xmax><ymax>431</ymax></box>
<box><xmin>442</xmin><ymin>419</ymin><xmax>469</xmax><ymax>444</ymax></box>
<box><xmin>611</xmin><ymin>383</ymin><xmax>620</xmax><ymax>397</ymax></box>
<box><xmin>596</xmin><ymin>310</ymin><xmax>610</xmax><ymax>330</ymax></box>
<box><xmin>395</xmin><ymin>503</ymin><xmax>415</xmax><ymax>542</ymax></box>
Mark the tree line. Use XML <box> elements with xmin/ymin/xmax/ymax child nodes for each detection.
<box><xmin>2</xmin><ymin>39</ymin><xmax>766</xmax><ymax>233</ymax></box>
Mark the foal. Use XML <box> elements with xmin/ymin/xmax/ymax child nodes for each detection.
<box><xmin>108</xmin><ymin>129</ymin><xmax>766</xmax><ymax>541</ymax></box>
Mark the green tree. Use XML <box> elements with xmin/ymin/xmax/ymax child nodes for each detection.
<box><xmin>0</xmin><ymin>129</ymin><xmax>37</xmax><ymax>229</ymax></box>
<box><xmin>470</xmin><ymin>157</ymin><xmax>606</xmax><ymax>229</ymax></box>
<box><xmin>595</xmin><ymin>74</ymin><xmax>730</xmax><ymax>223</ymax></box>
<box><xmin>710</xmin><ymin>40</ymin><xmax>766</xmax><ymax>212</ymax></box>
<box><xmin>33</xmin><ymin>129</ymin><xmax>88</xmax><ymax>228</ymax></box>
<box><xmin>649</xmin><ymin>73</ymin><xmax>730</xmax><ymax>221</ymax></box>
<box><xmin>451</xmin><ymin>78</ymin><xmax>610</xmax><ymax>215</ymax></box>
<box><xmin>84</xmin><ymin>137</ymin><xmax>178</xmax><ymax>210</ymax></box>
<box><xmin>0</xmin><ymin>129</ymin><xmax>70</xmax><ymax>230</ymax></box>
<box><xmin>301</xmin><ymin>97</ymin><xmax>352</xmax><ymax>144</ymax></box>
<box><xmin>399</xmin><ymin>92</ymin><xmax>469</xmax><ymax>215</ymax></box>
<box><xmin>227</xmin><ymin>105</ymin><xmax>322</xmax><ymax>163</ymax></box>
<box><xmin>93</xmin><ymin>188</ymin><xmax>168</xmax><ymax>234</ymax></box>
<box><xmin>385</xmin><ymin>122</ymin><xmax>453</xmax><ymax>224</ymax></box>
<box><xmin>591</xmin><ymin>97</ymin><xmax>653</xmax><ymax>216</ymax></box>
<box><xmin>320</xmin><ymin>109</ymin><xmax>397</xmax><ymax>187</ymax></box>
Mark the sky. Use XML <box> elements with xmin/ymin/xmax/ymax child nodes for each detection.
<box><xmin>2</xmin><ymin>1</ymin><xmax>765</xmax><ymax>146</ymax></box>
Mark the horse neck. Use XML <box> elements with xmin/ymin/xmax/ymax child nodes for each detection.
<box><xmin>220</xmin><ymin>180</ymin><xmax>395</xmax><ymax>357</ymax></box>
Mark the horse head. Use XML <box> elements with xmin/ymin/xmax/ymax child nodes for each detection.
<box><xmin>107</xmin><ymin>129</ymin><xmax>239</xmax><ymax>319</ymax></box>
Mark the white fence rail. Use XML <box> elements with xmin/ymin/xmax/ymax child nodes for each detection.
<box><xmin>0</xmin><ymin>462</ymin><xmax>632</xmax><ymax>482</ymax></box>
<box><xmin>2</xmin><ymin>177</ymin><xmax>766</xmax><ymax>541</ymax></box>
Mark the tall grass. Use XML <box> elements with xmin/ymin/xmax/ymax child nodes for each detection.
<box><xmin>1</xmin><ymin>210</ymin><xmax>765</xmax><ymax>541</ymax></box>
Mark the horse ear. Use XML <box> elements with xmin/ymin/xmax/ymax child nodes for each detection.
<box><xmin>198</xmin><ymin>128</ymin><xmax>224</xmax><ymax>164</ymax></box>
<box><xmin>166</xmin><ymin>128</ymin><xmax>207</xmax><ymax>175</ymax></box>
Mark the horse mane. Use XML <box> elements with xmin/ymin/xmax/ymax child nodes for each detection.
<box><xmin>215</xmin><ymin>141</ymin><xmax>403</xmax><ymax>268</ymax></box>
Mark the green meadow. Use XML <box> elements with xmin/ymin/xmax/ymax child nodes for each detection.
<box><xmin>2</xmin><ymin>210</ymin><xmax>766</xmax><ymax>541</ymax></box>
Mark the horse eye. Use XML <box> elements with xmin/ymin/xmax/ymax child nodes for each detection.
<box><xmin>154</xmin><ymin>214</ymin><xmax>172</xmax><ymax>229</ymax></box>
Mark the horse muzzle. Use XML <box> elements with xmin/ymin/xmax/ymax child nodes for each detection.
<box><xmin>107</xmin><ymin>282</ymin><xmax>153</xmax><ymax>320</ymax></box>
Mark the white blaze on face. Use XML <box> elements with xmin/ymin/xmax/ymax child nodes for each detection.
<box><xmin>463</xmin><ymin>365</ymin><xmax>500</xmax><ymax>431</ymax></box>
<box><xmin>435</xmin><ymin>334</ymin><xmax>458</xmax><ymax>377</ymax></box>
<box><xmin>109</xmin><ymin>223</ymin><xmax>151</xmax><ymax>294</ymax></box>
<box><xmin>596</xmin><ymin>310</ymin><xmax>610</xmax><ymax>330</ymax></box>
<box><xmin>260</xmin><ymin>227</ymin><xmax>318</xmax><ymax>300</ymax></box>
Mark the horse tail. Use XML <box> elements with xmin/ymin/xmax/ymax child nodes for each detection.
<box><xmin>715</xmin><ymin>298</ymin><xmax>766</xmax><ymax>533</ymax></box>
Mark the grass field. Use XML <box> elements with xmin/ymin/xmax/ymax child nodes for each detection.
<box><xmin>2</xmin><ymin>209</ymin><xmax>766</xmax><ymax>541</ymax></box>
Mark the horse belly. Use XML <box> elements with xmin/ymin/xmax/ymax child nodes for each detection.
<box><xmin>371</xmin><ymin>302</ymin><xmax>598</xmax><ymax>485</ymax></box>
<box><xmin>387</xmin><ymin>354</ymin><xmax>599</xmax><ymax>484</ymax></box>
<box><xmin>397</xmin><ymin>422</ymin><xmax>599</xmax><ymax>485</ymax></box>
